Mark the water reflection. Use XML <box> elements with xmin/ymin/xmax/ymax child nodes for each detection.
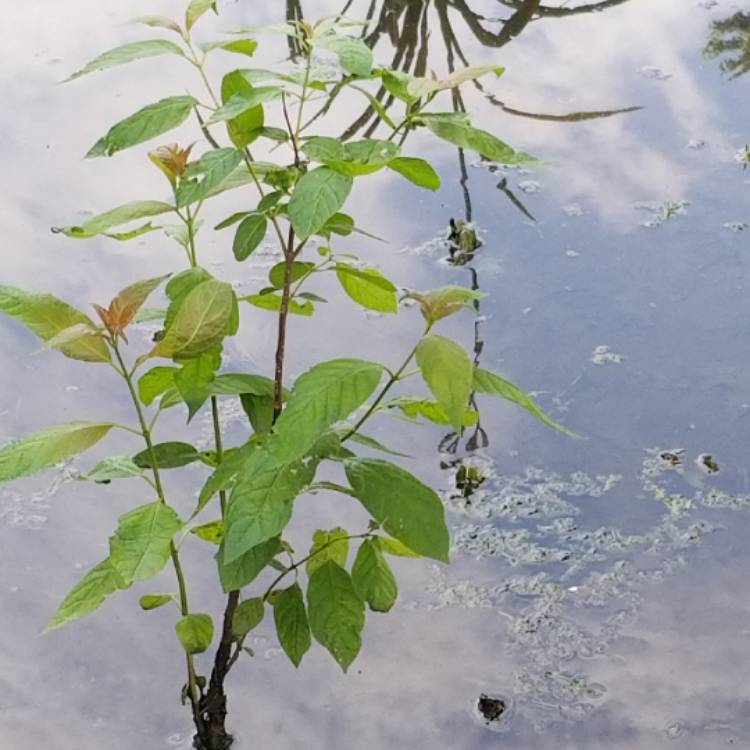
<box><xmin>705</xmin><ymin>10</ymin><xmax>750</xmax><ymax>78</ymax></box>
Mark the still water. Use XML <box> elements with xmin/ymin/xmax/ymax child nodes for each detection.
<box><xmin>2</xmin><ymin>0</ymin><xmax>750</xmax><ymax>747</ymax></box>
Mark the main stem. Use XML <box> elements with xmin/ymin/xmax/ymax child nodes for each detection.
<box><xmin>111</xmin><ymin>343</ymin><xmax>204</xmax><ymax>734</ymax></box>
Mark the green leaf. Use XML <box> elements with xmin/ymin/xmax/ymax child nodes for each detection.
<box><xmin>306</xmin><ymin>528</ymin><xmax>349</xmax><ymax>576</ymax></box>
<box><xmin>0</xmin><ymin>422</ymin><xmax>113</xmax><ymax>483</ymax></box>
<box><xmin>241</xmin><ymin>394</ymin><xmax>275</xmax><ymax>435</ymax></box>
<box><xmin>165</xmin><ymin>268</ymin><xmax>213</xmax><ymax>328</ymax></box>
<box><xmin>151</xmin><ymin>279</ymin><xmax>234</xmax><ymax>360</ymax></box>
<box><xmin>233</xmin><ymin>213</ymin><xmax>267</xmax><ymax>260</ymax></box>
<box><xmin>201</xmin><ymin>39</ymin><xmax>258</xmax><ymax>58</ymax></box>
<box><xmin>389</xmin><ymin>397</ymin><xmax>478</xmax><ymax>427</ymax></box>
<box><xmin>0</xmin><ymin>286</ymin><xmax>111</xmax><ymax>362</ymax></box>
<box><xmin>421</xmin><ymin>117</ymin><xmax>536</xmax><ymax>165</ymax></box>
<box><xmin>174</xmin><ymin>348</ymin><xmax>221</xmax><ymax>421</ymax></box>
<box><xmin>53</xmin><ymin>200</ymin><xmax>174</xmax><ymax>238</ymax></box>
<box><xmin>387</xmin><ymin>157</ymin><xmax>440</xmax><ymax>191</ymax></box>
<box><xmin>176</xmin><ymin>148</ymin><xmax>243</xmax><ymax>208</ymax></box>
<box><xmin>415</xmin><ymin>334</ymin><xmax>473</xmax><ymax>432</ymax></box>
<box><xmin>345</xmin><ymin>458</ymin><xmax>449</xmax><ymax>562</ymax></box>
<box><xmin>273</xmin><ymin>583</ymin><xmax>310</xmax><ymax>667</ymax></box>
<box><xmin>241</xmin><ymin>293</ymin><xmax>314</xmax><ymax>316</ymax></box>
<box><xmin>140</xmin><ymin>594</ymin><xmax>175</xmax><ymax>611</ymax></box>
<box><xmin>473</xmin><ymin>367</ymin><xmax>578</xmax><ymax>437</ymax></box>
<box><xmin>302</xmin><ymin>136</ymin><xmax>344</xmax><ymax>162</ymax></box>
<box><xmin>335</xmin><ymin>263</ymin><xmax>397</xmax><ymax>313</ymax></box>
<box><xmin>86</xmin><ymin>456</ymin><xmax>144</xmax><ymax>482</ymax></box>
<box><xmin>315</xmin><ymin>34</ymin><xmax>373</xmax><ymax>76</ymax></box>
<box><xmin>307</xmin><ymin>561</ymin><xmax>365</xmax><ymax>672</ymax></box>
<box><xmin>186</xmin><ymin>0</ymin><xmax>217</xmax><ymax>30</ymax></box>
<box><xmin>196</xmin><ymin>443</ymin><xmax>255</xmax><ymax>516</ymax></box>
<box><xmin>65</xmin><ymin>40</ymin><xmax>185</xmax><ymax>82</ymax></box>
<box><xmin>329</xmin><ymin>139</ymin><xmax>399</xmax><ymax>177</ymax></box>
<box><xmin>215</xmin><ymin>211</ymin><xmax>250</xmax><ymax>230</ymax></box>
<box><xmin>288</xmin><ymin>167</ymin><xmax>353</xmax><ymax>240</ymax></box>
<box><xmin>134</xmin><ymin>307</ymin><xmax>167</xmax><ymax>324</ymax></box>
<box><xmin>224</xmin><ymin>456</ymin><xmax>315</xmax><ymax>563</ymax></box>
<box><xmin>40</xmin><ymin>323</ymin><xmax>101</xmax><ymax>353</ymax></box>
<box><xmin>352</xmin><ymin>539</ymin><xmax>398</xmax><ymax>612</ymax></box>
<box><xmin>102</xmin><ymin>274</ymin><xmax>170</xmax><ymax>332</ymax></box>
<box><xmin>319</xmin><ymin>212</ymin><xmax>354</xmax><ymax>237</ymax></box>
<box><xmin>376</xmin><ymin>536</ymin><xmax>420</xmax><ymax>558</ymax></box>
<box><xmin>175</xmin><ymin>613</ymin><xmax>214</xmax><ymax>654</ymax></box>
<box><xmin>218</xmin><ymin>536</ymin><xmax>281</xmax><ymax>592</ymax></box>
<box><xmin>220</xmin><ymin>70</ymin><xmax>265</xmax><ymax>148</ymax></box>
<box><xmin>190</xmin><ymin>520</ymin><xmax>224</xmax><ymax>545</ymax></box>
<box><xmin>207</xmin><ymin>86</ymin><xmax>282</xmax><ymax>125</ymax></box>
<box><xmin>379</xmin><ymin>69</ymin><xmax>418</xmax><ymax>103</ymax></box>
<box><xmin>270</xmin><ymin>359</ymin><xmax>383</xmax><ymax>465</ymax></box>
<box><xmin>209</xmin><ymin>373</ymin><xmax>277</xmax><ymax>398</ymax></box>
<box><xmin>133</xmin><ymin>15</ymin><xmax>183</xmax><ymax>34</ymax></box>
<box><xmin>138</xmin><ymin>366</ymin><xmax>178</xmax><ymax>405</ymax></box>
<box><xmin>87</xmin><ymin>96</ymin><xmax>197</xmax><ymax>158</ymax></box>
<box><xmin>411</xmin><ymin>285</ymin><xmax>484</xmax><ymax>323</ymax></box>
<box><xmin>269</xmin><ymin>261</ymin><xmax>315</xmax><ymax>289</ymax></box>
<box><xmin>44</xmin><ymin>558</ymin><xmax>122</xmax><ymax>632</ymax></box>
<box><xmin>439</xmin><ymin>64</ymin><xmax>505</xmax><ymax>90</ymax></box>
<box><xmin>232</xmin><ymin>597</ymin><xmax>265</xmax><ymax>637</ymax></box>
<box><xmin>109</xmin><ymin>501</ymin><xmax>182</xmax><ymax>584</ymax></box>
<box><xmin>133</xmin><ymin>442</ymin><xmax>202</xmax><ymax>469</ymax></box>
<box><xmin>343</xmin><ymin>432</ymin><xmax>410</xmax><ymax>458</ymax></box>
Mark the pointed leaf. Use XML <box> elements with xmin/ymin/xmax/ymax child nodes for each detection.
<box><xmin>105</xmin><ymin>274</ymin><xmax>170</xmax><ymax>333</ymax></box>
<box><xmin>307</xmin><ymin>561</ymin><xmax>365</xmax><ymax>672</ymax></box>
<box><xmin>109</xmin><ymin>501</ymin><xmax>182</xmax><ymax>584</ymax></box>
<box><xmin>208</xmin><ymin>373</ymin><xmax>277</xmax><ymax>398</ymax></box>
<box><xmin>175</xmin><ymin>613</ymin><xmax>214</xmax><ymax>654</ymax></box>
<box><xmin>138</xmin><ymin>366</ymin><xmax>178</xmax><ymax>405</ymax></box>
<box><xmin>315</xmin><ymin>35</ymin><xmax>373</xmax><ymax>77</ymax></box>
<box><xmin>186</xmin><ymin>0</ymin><xmax>217</xmax><ymax>30</ymax></box>
<box><xmin>87</xmin><ymin>96</ymin><xmax>197</xmax><ymax>158</ymax></box>
<box><xmin>218</xmin><ymin>536</ymin><xmax>281</xmax><ymax>592</ymax></box>
<box><xmin>0</xmin><ymin>422</ymin><xmax>113</xmax><ymax>483</ymax></box>
<box><xmin>140</xmin><ymin>594</ymin><xmax>176</xmax><ymax>610</ymax></box>
<box><xmin>175</xmin><ymin>148</ymin><xmax>243</xmax><ymax>207</ymax></box>
<box><xmin>387</xmin><ymin>157</ymin><xmax>440</xmax><ymax>191</ymax></box>
<box><xmin>173</xmin><ymin>348</ymin><xmax>221</xmax><ymax>421</ymax></box>
<box><xmin>389</xmin><ymin>397</ymin><xmax>478</xmax><ymax>427</ymax></box>
<box><xmin>201</xmin><ymin>39</ymin><xmax>258</xmax><ymax>58</ymax></box>
<box><xmin>133</xmin><ymin>16</ymin><xmax>183</xmax><ymax>34</ymax></box>
<box><xmin>306</xmin><ymin>528</ymin><xmax>349</xmax><ymax>576</ymax></box>
<box><xmin>207</xmin><ymin>86</ymin><xmax>282</xmax><ymax>125</ymax></box>
<box><xmin>268</xmin><ymin>261</ymin><xmax>314</xmax><ymax>289</ymax></box>
<box><xmin>411</xmin><ymin>285</ymin><xmax>484</xmax><ymax>324</ymax></box>
<box><xmin>240</xmin><ymin>292</ymin><xmax>314</xmax><ymax>316</ymax></box>
<box><xmin>288</xmin><ymin>167</ymin><xmax>353</xmax><ymax>240</ymax></box>
<box><xmin>165</xmin><ymin>267</ymin><xmax>213</xmax><ymax>328</ymax></box>
<box><xmin>352</xmin><ymin>539</ymin><xmax>398</xmax><ymax>612</ymax></box>
<box><xmin>65</xmin><ymin>40</ymin><xmax>185</xmax><ymax>82</ymax></box>
<box><xmin>53</xmin><ymin>200</ymin><xmax>174</xmax><ymax>238</ymax></box>
<box><xmin>86</xmin><ymin>456</ymin><xmax>144</xmax><ymax>482</ymax></box>
<box><xmin>0</xmin><ymin>286</ymin><xmax>111</xmax><ymax>362</ymax></box>
<box><xmin>133</xmin><ymin>442</ymin><xmax>202</xmax><ymax>469</ymax></box>
<box><xmin>220</xmin><ymin>70</ymin><xmax>265</xmax><ymax>148</ymax></box>
<box><xmin>191</xmin><ymin>520</ymin><xmax>224</xmax><ymax>545</ymax></box>
<box><xmin>233</xmin><ymin>213</ymin><xmax>267</xmax><ymax>260</ymax></box>
<box><xmin>335</xmin><ymin>263</ymin><xmax>397</xmax><ymax>313</ymax></box>
<box><xmin>273</xmin><ymin>583</ymin><xmax>310</xmax><ymax>667</ymax></box>
<box><xmin>415</xmin><ymin>334</ymin><xmax>473</xmax><ymax>432</ymax></box>
<box><xmin>345</xmin><ymin>458</ymin><xmax>449</xmax><ymax>562</ymax></box>
<box><xmin>232</xmin><ymin>597</ymin><xmax>265</xmax><ymax>637</ymax></box>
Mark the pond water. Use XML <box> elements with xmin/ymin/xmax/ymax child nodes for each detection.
<box><xmin>2</xmin><ymin>0</ymin><xmax>750</xmax><ymax>747</ymax></box>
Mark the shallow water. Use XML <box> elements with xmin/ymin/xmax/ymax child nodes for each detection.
<box><xmin>3</xmin><ymin>0</ymin><xmax>750</xmax><ymax>747</ymax></box>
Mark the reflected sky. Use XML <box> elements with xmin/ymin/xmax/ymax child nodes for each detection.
<box><xmin>3</xmin><ymin>0</ymin><xmax>750</xmax><ymax>748</ymax></box>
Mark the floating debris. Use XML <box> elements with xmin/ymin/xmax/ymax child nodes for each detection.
<box><xmin>590</xmin><ymin>345</ymin><xmax>625</xmax><ymax>365</ymax></box>
<box><xmin>723</xmin><ymin>221</ymin><xmax>748</xmax><ymax>232</ymax></box>
<box><xmin>686</xmin><ymin>139</ymin><xmax>707</xmax><ymax>149</ymax></box>
<box><xmin>636</xmin><ymin>200</ymin><xmax>690</xmax><ymax>228</ymax></box>
<box><xmin>562</xmin><ymin>203</ymin><xmax>585</xmax><ymax>217</ymax></box>
<box><xmin>477</xmin><ymin>694</ymin><xmax>507</xmax><ymax>723</ymax></box>
<box><xmin>637</xmin><ymin>65</ymin><xmax>673</xmax><ymax>80</ymax></box>
<box><xmin>696</xmin><ymin>453</ymin><xmax>720</xmax><ymax>474</ymax></box>
<box><xmin>518</xmin><ymin>180</ymin><xmax>541</xmax><ymax>194</ymax></box>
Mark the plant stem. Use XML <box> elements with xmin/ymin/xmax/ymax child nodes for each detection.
<box><xmin>110</xmin><ymin>342</ymin><xmax>204</xmax><ymax>733</ymax></box>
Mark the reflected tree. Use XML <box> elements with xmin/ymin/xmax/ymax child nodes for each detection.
<box><xmin>705</xmin><ymin>11</ymin><xmax>750</xmax><ymax>79</ymax></box>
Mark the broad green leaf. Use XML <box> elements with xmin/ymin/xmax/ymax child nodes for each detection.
<box><xmin>133</xmin><ymin>442</ymin><xmax>202</xmax><ymax>469</ymax></box>
<box><xmin>389</xmin><ymin>397</ymin><xmax>478</xmax><ymax>427</ymax></box>
<box><xmin>174</xmin><ymin>348</ymin><xmax>221</xmax><ymax>421</ymax></box>
<box><xmin>335</xmin><ymin>263</ymin><xmax>397</xmax><ymax>313</ymax></box>
<box><xmin>196</xmin><ymin>443</ymin><xmax>256</xmax><ymax>515</ymax></box>
<box><xmin>415</xmin><ymin>334</ymin><xmax>473</xmax><ymax>432</ymax></box>
<box><xmin>138</xmin><ymin>366</ymin><xmax>178</xmax><ymax>405</ymax></box>
<box><xmin>268</xmin><ymin>261</ymin><xmax>315</xmax><ymax>289</ymax></box>
<box><xmin>102</xmin><ymin>274</ymin><xmax>170</xmax><ymax>333</ymax></box>
<box><xmin>411</xmin><ymin>285</ymin><xmax>484</xmax><ymax>323</ymax></box>
<box><xmin>388</xmin><ymin>157</ymin><xmax>440</xmax><ymax>191</ymax></box>
<box><xmin>302</xmin><ymin>136</ymin><xmax>344</xmax><ymax>162</ymax></box>
<box><xmin>376</xmin><ymin>536</ymin><xmax>420</xmax><ymax>558</ymax></box>
<box><xmin>186</xmin><ymin>0</ymin><xmax>217</xmax><ymax>30</ymax></box>
<box><xmin>0</xmin><ymin>286</ymin><xmax>110</xmax><ymax>362</ymax></box>
<box><xmin>44</xmin><ymin>558</ymin><xmax>121</xmax><ymax>632</ymax></box>
<box><xmin>151</xmin><ymin>279</ymin><xmax>234</xmax><ymax>359</ymax></box>
<box><xmin>273</xmin><ymin>583</ymin><xmax>310</xmax><ymax>667</ymax></box>
<box><xmin>109</xmin><ymin>501</ymin><xmax>182</xmax><ymax>584</ymax></box>
<box><xmin>176</xmin><ymin>148</ymin><xmax>243</xmax><ymax>207</ymax></box>
<box><xmin>217</xmin><ymin>536</ymin><xmax>281</xmax><ymax>592</ymax></box>
<box><xmin>439</xmin><ymin>64</ymin><xmax>505</xmax><ymax>89</ymax></box>
<box><xmin>65</xmin><ymin>40</ymin><xmax>185</xmax><ymax>82</ymax></box>
<box><xmin>323</xmin><ymin>139</ymin><xmax>399</xmax><ymax>177</ymax></box>
<box><xmin>345</xmin><ymin>458</ymin><xmax>450</xmax><ymax>562</ymax></box>
<box><xmin>288</xmin><ymin>167</ymin><xmax>353</xmax><ymax>240</ymax></box>
<box><xmin>209</xmin><ymin>373</ymin><xmax>277</xmax><ymax>398</ymax></box>
<box><xmin>175</xmin><ymin>613</ymin><xmax>214</xmax><ymax>654</ymax></box>
<box><xmin>0</xmin><ymin>422</ymin><xmax>113</xmax><ymax>483</ymax></box>
<box><xmin>220</xmin><ymin>70</ymin><xmax>265</xmax><ymax>148</ymax></box>
<box><xmin>165</xmin><ymin>267</ymin><xmax>213</xmax><ymax>328</ymax></box>
<box><xmin>319</xmin><ymin>212</ymin><xmax>353</xmax><ymax>237</ymax></box>
<box><xmin>134</xmin><ymin>307</ymin><xmax>167</xmax><ymax>324</ymax></box>
<box><xmin>232</xmin><ymin>597</ymin><xmax>265</xmax><ymax>637</ymax></box>
<box><xmin>215</xmin><ymin>211</ymin><xmax>250</xmax><ymax>230</ymax></box>
<box><xmin>52</xmin><ymin>200</ymin><xmax>174</xmax><ymax>238</ymax></box>
<box><xmin>208</xmin><ymin>86</ymin><xmax>282</xmax><ymax>125</ymax></box>
<box><xmin>421</xmin><ymin>117</ymin><xmax>536</xmax><ymax>165</ymax></box>
<box><xmin>233</xmin><ymin>213</ymin><xmax>267</xmax><ymax>260</ymax></box>
<box><xmin>379</xmin><ymin>69</ymin><xmax>418</xmax><ymax>102</ymax></box>
<box><xmin>40</xmin><ymin>323</ymin><xmax>101</xmax><ymax>353</ymax></box>
<box><xmin>140</xmin><ymin>594</ymin><xmax>175</xmax><ymax>610</ymax></box>
<box><xmin>86</xmin><ymin>456</ymin><xmax>144</xmax><ymax>482</ymax></box>
<box><xmin>87</xmin><ymin>96</ymin><xmax>197</xmax><ymax>158</ymax></box>
<box><xmin>241</xmin><ymin>394</ymin><xmax>275</xmax><ymax>435</ymax></box>
<box><xmin>241</xmin><ymin>293</ymin><xmax>314</xmax><ymax>316</ymax></box>
<box><xmin>315</xmin><ymin>34</ymin><xmax>373</xmax><ymax>77</ymax></box>
<box><xmin>270</xmin><ymin>358</ymin><xmax>383</xmax><ymax>465</ymax></box>
<box><xmin>306</xmin><ymin>528</ymin><xmax>349</xmax><ymax>576</ymax></box>
<box><xmin>343</xmin><ymin>431</ymin><xmax>410</xmax><ymax>458</ymax></box>
<box><xmin>224</xmin><ymin>455</ymin><xmax>315</xmax><ymax>563</ymax></box>
<box><xmin>201</xmin><ymin>39</ymin><xmax>258</xmax><ymax>58</ymax></box>
<box><xmin>133</xmin><ymin>16</ymin><xmax>182</xmax><ymax>34</ymax></box>
<box><xmin>190</xmin><ymin>520</ymin><xmax>224</xmax><ymax>544</ymax></box>
<box><xmin>352</xmin><ymin>539</ymin><xmax>398</xmax><ymax>612</ymax></box>
<box><xmin>473</xmin><ymin>367</ymin><xmax>578</xmax><ymax>437</ymax></box>
<box><xmin>307</xmin><ymin>561</ymin><xmax>365</xmax><ymax>672</ymax></box>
